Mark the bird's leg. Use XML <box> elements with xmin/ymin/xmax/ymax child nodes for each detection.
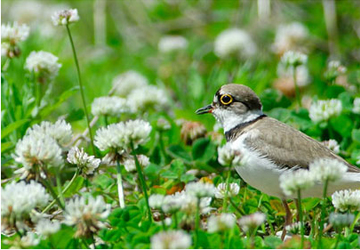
<box><xmin>281</xmin><ymin>199</ymin><xmax>292</xmax><ymax>240</ymax></box>
<box><xmin>294</xmin><ymin>199</ymin><xmax>300</xmax><ymax>221</ymax></box>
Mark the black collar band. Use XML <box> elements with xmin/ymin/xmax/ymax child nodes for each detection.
<box><xmin>225</xmin><ymin>114</ymin><xmax>267</xmax><ymax>141</ymax></box>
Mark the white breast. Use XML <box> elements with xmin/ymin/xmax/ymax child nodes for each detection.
<box><xmin>231</xmin><ymin>130</ymin><xmax>288</xmax><ymax>198</ymax></box>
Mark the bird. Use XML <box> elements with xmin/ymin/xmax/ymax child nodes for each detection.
<box><xmin>196</xmin><ymin>83</ymin><xmax>360</xmax><ymax>237</ymax></box>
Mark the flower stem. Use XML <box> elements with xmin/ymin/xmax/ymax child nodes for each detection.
<box><xmin>334</xmin><ymin>232</ymin><xmax>341</xmax><ymax>249</ymax></box>
<box><xmin>55</xmin><ymin>169</ymin><xmax>65</xmax><ymax>205</ymax></box>
<box><xmin>194</xmin><ymin>198</ymin><xmax>200</xmax><ymax>248</ymax></box>
<box><xmin>41</xmin><ymin>177</ymin><xmax>64</xmax><ymax>210</ymax></box>
<box><xmin>116</xmin><ymin>159</ymin><xmax>125</xmax><ymax>209</ymax></box>
<box><xmin>222</xmin><ymin>168</ymin><xmax>231</xmax><ymax>212</ymax></box>
<box><xmin>297</xmin><ymin>189</ymin><xmax>304</xmax><ymax>248</ymax></box>
<box><xmin>65</xmin><ymin>24</ymin><xmax>96</xmax><ymax>156</ymax></box>
<box><xmin>42</xmin><ymin>169</ymin><xmax>79</xmax><ymax>213</ymax></box>
<box><xmin>293</xmin><ymin>65</ymin><xmax>301</xmax><ymax>108</ymax></box>
<box><xmin>173</xmin><ymin>212</ymin><xmax>178</xmax><ymax>229</ymax></box>
<box><xmin>130</xmin><ymin>141</ymin><xmax>152</xmax><ymax>221</ymax></box>
<box><xmin>229</xmin><ymin>198</ymin><xmax>244</xmax><ymax>216</ymax></box>
<box><xmin>318</xmin><ymin>179</ymin><xmax>329</xmax><ymax>247</ymax></box>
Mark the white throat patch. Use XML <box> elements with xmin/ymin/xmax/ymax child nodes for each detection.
<box><xmin>212</xmin><ymin>109</ymin><xmax>264</xmax><ymax>133</ymax></box>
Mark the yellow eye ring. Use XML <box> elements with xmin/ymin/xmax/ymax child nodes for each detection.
<box><xmin>220</xmin><ymin>94</ymin><xmax>233</xmax><ymax>105</ymax></box>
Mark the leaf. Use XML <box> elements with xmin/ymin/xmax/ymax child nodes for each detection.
<box><xmin>352</xmin><ymin>129</ymin><xmax>360</xmax><ymax>143</ymax></box>
<box><xmin>167</xmin><ymin>145</ymin><xmax>192</xmax><ymax>163</ymax></box>
<box><xmin>192</xmin><ymin>138</ymin><xmax>216</xmax><ymax>162</ymax></box>
<box><xmin>270</xmin><ymin>199</ymin><xmax>285</xmax><ymax>216</ymax></box>
<box><xmin>180</xmin><ymin>174</ymin><xmax>196</xmax><ymax>182</ymax></box>
<box><xmin>48</xmin><ymin>225</ymin><xmax>76</xmax><ymax>249</ymax></box>
<box><xmin>264</xmin><ymin>236</ymin><xmax>283</xmax><ymax>248</ymax></box>
<box><xmin>329</xmin><ymin>114</ymin><xmax>353</xmax><ymax>138</ymax></box>
<box><xmin>1</xmin><ymin>142</ymin><xmax>14</xmax><ymax>153</ymax></box>
<box><xmin>63</xmin><ymin>176</ymin><xmax>84</xmax><ymax>198</ymax></box>
<box><xmin>1</xmin><ymin>119</ymin><xmax>29</xmax><ymax>139</ymax></box>
<box><xmin>93</xmin><ymin>174</ymin><xmax>114</xmax><ymax>190</ymax></box>
<box><xmin>302</xmin><ymin>197</ymin><xmax>321</xmax><ymax>211</ymax></box>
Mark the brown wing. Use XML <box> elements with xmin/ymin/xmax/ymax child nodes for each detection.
<box><xmin>244</xmin><ymin>117</ymin><xmax>360</xmax><ymax>172</ymax></box>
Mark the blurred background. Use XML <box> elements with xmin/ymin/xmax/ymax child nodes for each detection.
<box><xmin>2</xmin><ymin>0</ymin><xmax>360</xmax><ymax>132</ymax></box>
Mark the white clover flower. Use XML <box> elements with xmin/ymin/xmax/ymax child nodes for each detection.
<box><xmin>173</xmin><ymin>191</ymin><xmax>213</xmax><ymax>215</ymax></box>
<box><xmin>91</xmin><ymin>96</ymin><xmax>129</xmax><ymax>117</ymax></box>
<box><xmin>67</xmin><ymin>147</ymin><xmax>101</xmax><ymax>175</ymax></box>
<box><xmin>123</xmin><ymin>154</ymin><xmax>150</xmax><ymax>172</ymax></box>
<box><xmin>52</xmin><ymin>9</ymin><xmax>79</xmax><ymax>26</ymax></box>
<box><xmin>185</xmin><ymin>182</ymin><xmax>215</xmax><ymax>198</ymax></box>
<box><xmin>1</xmin><ymin>42</ymin><xmax>10</xmax><ymax>57</ymax></box>
<box><xmin>214</xmin><ymin>28</ymin><xmax>257</xmax><ymax>59</ymax></box>
<box><xmin>149</xmin><ymin>194</ymin><xmax>165</xmax><ymax>210</ymax></box>
<box><xmin>332</xmin><ymin>189</ymin><xmax>360</xmax><ymax>212</ymax></box>
<box><xmin>14</xmin><ymin>133</ymin><xmax>64</xmax><ymax>178</ymax></box>
<box><xmin>325</xmin><ymin>60</ymin><xmax>347</xmax><ymax>81</ymax></box>
<box><xmin>25</xmin><ymin>51</ymin><xmax>62</xmax><ymax>81</ymax></box>
<box><xmin>111</xmin><ymin>70</ymin><xmax>148</xmax><ymax>97</ymax></box>
<box><xmin>161</xmin><ymin>193</ymin><xmax>183</xmax><ymax>213</ymax></box>
<box><xmin>309</xmin><ymin>99</ymin><xmax>342</xmax><ymax>123</ymax></box>
<box><xmin>18</xmin><ymin>232</ymin><xmax>40</xmax><ymax>248</ymax></box>
<box><xmin>322</xmin><ymin>139</ymin><xmax>340</xmax><ymax>154</ymax></box>
<box><xmin>94</xmin><ymin>119</ymin><xmax>152</xmax><ymax>152</ymax></box>
<box><xmin>207</xmin><ymin>213</ymin><xmax>236</xmax><ymax>233</ymax></box>
<box><xmin>285</xmin><ymin>222</ymin><xmax>301</xmax><ymax>234</ymax></box>
<box><xmin>27</xmin><ymin>120</ymin><xmax>72</xmax><ymax>147</ymax></box>
<box><xmin>157</xmin><ymin>118</ymin><xmax>171</xmax><ymax>131</ymax></box>
<box><xmin>309</xmin><ymin>158</ymin><xmax>348</xmax><ymax>183</ymax></box>
<box><xmin>151</xmin><ymin>230</ymin><xmax>192</xmax><ymax>249</ymax></box>
<box><xmin>277</xmin><ymin>64</ymin><xmax>310</xmax><ymax>87</ymax></box>
<box><xmin>329</xmin><ymin>212</ymin><xmax>355</xmax><ymax>229</ymax></box>
<box><xmin>281</xmin><ymin>51</ymin><xmax>308</xmax><ymax>67</ymax></box>
<box><xmin>352</xmin><ymin>98</ymin><xmax>360</xmax><ymax>114</ymax></box>
<box><xmin>272</xmin><ymin>22</ymin><xmax>309</xmax><ymax>54</ymax></box>
<box><xmin>35</xmin><ymin>219</ymin><xmax>61</xmax><ymax>237</ymax></box>
<box><xmin>1</xmin><ymin>181</ymin><xmax>50</xmax><ymax>219</ymax></box>
<box><xmin>279</xmin><ymin>169</ymin><xmax>316</xmax><ymax>196</ymax></box>
<box><xmin>127</xmin><ymin>85</ymin><xmax>168</xmax><ymax>112</ymax></box>
<box><xmin>238</xmin><ymin>212</ymin><xmax>266</xmax><ymax>232</ymax></box>
<box><xmin>63</xmin><ymin>195</ymin><xmax>111</xmax><ymax>238</ymax></box>
<box><xmin>180</xmin><ymin>121</ymin><xmax>207</xmax><ymax>145</ymax></box>
<box><xmin>1</xmin><ymin>22</ymin><xmax>30</xmax><ymax>45</ymax></box>
<box><xmin>158</xmin><ymin>35</ymin><xmax>188</xmax><ymax>53</ymax></box>
<box><xmin>215</xmin><ymin>182</ymin><xmax>240</xmax><ymax>199</ymax></box>
<box><xmin>217</xmin><ymin>143</ymin><xmax>243</xmax><ymax>166</ymax></box>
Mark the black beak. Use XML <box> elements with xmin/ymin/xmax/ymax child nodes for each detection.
<box><xmin>195</xmin><ymin>104</ymin><xmax>213</xmax><ymax>115</ymax></box>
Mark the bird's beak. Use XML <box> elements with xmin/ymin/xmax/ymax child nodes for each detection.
<box><xmin>195</xmin><ymin>104</ymin><xmax>213</xmax><ymax>115</ymax></box>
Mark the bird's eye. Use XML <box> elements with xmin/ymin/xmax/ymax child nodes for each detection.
<box><xmin>220</xmin><ymin>94</ymin><xmax>233</xmax><ymax>105</ymax></box>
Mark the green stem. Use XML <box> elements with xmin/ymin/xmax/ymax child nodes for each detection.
<box><xmin>334</xmin><ymin>232</ymin><xmax>341</xmax><ymax>249</ymax></box>
<box><xmin>173</xmin><ymin>212</ymin><xmax>178</xmax><ymax>229</ymax></box>
<box><xmin>104</xmin><ymin>115</ymin><xmax>108</xmax><ymax>126</ymax></box>
<box><xmin>194</xmin><ymin>198</ymin><xmax>200</xmax><ymax>248</ymax></box>
<box><xmin>116</xmin><ymin>160</ymin><xmax>125</xmax><ymax>209</ymax></box>
<box><xmin>159</xmin><ymin>131</ymin><xmax>168</xmax><ymax>165</ymax></box>
<box><xmin>297</xmin><ymin>189</ymin><xmax>304</xmax><ymax>249</ymax></box>
<box><xmin>130</xmin><ymin>141</ymin><xmax>152</xmax><ymax>221</ymax></box>
<box><xmin>41</xmin><ymin>177</ymin><xmax>64</xmax><ymax>210</ymax></box>
<box><xmin>318</xmin><ymin>179</ymin><xmax>329</xmax><ymax>247</ymax></box>
<box><xmin>229</xmin><ymin>198</ymin><xmax>244</xmax><ymax>216</ymax></box>
<box><xmin>42</xmin><ymin>169</ymin><xmax>79</xmax><ymax>213</ymax></box>
<box><xmin>222</xmin><ymin>167</ymin><xmax>231</xmax><ymax>212</ymax></box>
<box><xmin>350</xmin><ymin>212</ymin><xmax>360</xmax><ymax>232</ymax></box>
<box><xmin>55</xmin><ymin>169</ymin><xmax>65</xmax><ymax>205</ymax></box>
<box><xmin>65</xmin><ymin>24</ymin><xmax>96</xmax><ymax>156</ymax></box>
<box><xmin>160</xmin><ymin>211</ymin><xmax>166</xmax><ymax>230</ymax></box>
<box><xmin>293</xmin><ymin>65</ymin><xmax>301</xmax><ymax>108</ymax></box>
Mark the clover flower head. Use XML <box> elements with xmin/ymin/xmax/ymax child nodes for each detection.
<box><xmin>158</xmin><ymin>35</ymin><xmax>188</xmax><ymax>53</ymax></box>
<box><xmin>63</xmin><ymin>195</ymin><xmax>111</xmax><ymax>238</ymax></box>
<box><xmin>332</xmin><ymin>189</ymin><xmax>360</xmax><ymax>212</ymax></box>
<box><xmin>67</xmin><ymin>147</ymin><xmax>101</xmax><ymax>175</ymax></box>
<box><xmin>214</xmin><ymin>28</ymin><xmax>257</xmax><ymax>59</ymax></box>
<box><xmin>322</xmin><ymin>139</ymin><xmax>340</xmax><ymax>154</ymax></box>
<box><xmin>112</xmin><ymin>70</ymin><xmax>148</xmax><ymax>97</ymax></box>
<box><xmin>123</xmin><ymin>154</ymin><xmax>150</xmax><ymax>172</ymax></box>
<box><xmin>325</xmin><ymin>60</ymin><xmax>347</xmax><ymax>81</ymax></box>
<box><xmin>35</xmin><ymin>219</ymin><xmax>61</xmax><ymax>238</ymax></box>
<box><xmin>285</xmin><ymin>222</ymin><xmax>301</xmax><ymax>235</ymax></box>
<box><xmin>127</xmin><ymin>85</ymin><xmax>168</xmax><ymax>112</ymax></box>
<box><xmin>277</xmin><ymin>64</ymin><xmax>310</xmax><ymax>87</ymax></box>
<box><xmin>1</xmin><ymin>181</ymin><xmax>50</xmax><ymax>220</ymax></box>
<box><xmin>149</xmin><ymin>194</ymin><xmax>165</xmax><ymax>210</ymax></box>
<box><xmin>279</xmin><ymin>169</ymin><xmax>315</xmax><ymax>196</ymax></box>
<box><xmin>151</xmin><ymin>230</ymin><xmax>192</xmax><ymax>249</ymax></box>
<box><xmin>27</xmin><ymin>120</ymin><xmax>72</xmax><ymax>147</ymax></box>
<box><xmin>207</xmin><ymin>213</ymin><xmax>236</xmax><ymax>233</ymax></box>
<box><xmin>161</xmin><ymin>193</ymin><xmax>183</xmax><ymax>213</ymax></box>
<box><xmin>272</xmin><ymin>22</ymin><xmax>309</xmax><ymax>54</ymax></box>
<box><xmin>352</xmin><ymin>98</ymin><xmax>360</xmax><ymax>114</ymax></box>
<box><xmin>185</xmin><ymin>182</ymin><xmax>215</xmax><ymax>198</ymax></box>
<box><xmin>238</xmin><ymin>212</ymin><xmax>266</xmax><ymax>232</ymax></box>
<box><xmin>52</xmin><ymin>9</ymin><xmax>79</xmax><ymax>26</ymax></box>
<box><xmin>309</xmin><ymin>158</ymin><xmax>348</xmax><ymax>182</ymax></box>
<box><xmin>281</xmin><ymin>50</ymin><xmax>308</xmax><ymax>67</ymax></box>
<box><xmin>14</xmin><ymin>132</ymin><xmax>64</xmax><ymax>178</ymax></box>
<box><xmin>180</xmin><ymin>121</ymin><xmax>207</xmax><ymax>145</ymax></box>
<box><xmin>91</xmin><ymin>96</ymin><xmax>130</xmax><ymax>117</ymax></box>
<box><xmin>217</xmin><ymin>143</ymin><xmax>243</xmax><ymax>166</ymax></box>
<box><xmin>329</xmin><ymin>212</ymin><xmax>354</xmax><ymax>230</ymax></box>
<box><xmin>309</xmin><ymin>99</ymin><xmax>342</xmax><ymax>123</ymax></box>
<box><xmin>174</xmin><ymin>191</ymin><xmax>213</xmax><ymax>215</ymax></box>
<box><xmin>25</xmin><ymin>51</ymin><xmax>62</xmax><ymax>82</ymax></box>
<box><xmin>215</xmin><ymin>182</ymin><xmax>240</xmax><ymax>199</ymax></box>
<box><xmin>157</xmin><ymin>118</ymin><xmax>171</xmax><ymax>131</ymax></box>
<box><xmin>1</xmin><ymin>22</ymin><xmax>30</xmax><ymax>45</ymax></box>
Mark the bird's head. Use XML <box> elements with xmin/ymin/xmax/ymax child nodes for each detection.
<box><xmin>195</xmin><ymin>84</ymin><xmax>263</xmax><ymax>132</ymax></box>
